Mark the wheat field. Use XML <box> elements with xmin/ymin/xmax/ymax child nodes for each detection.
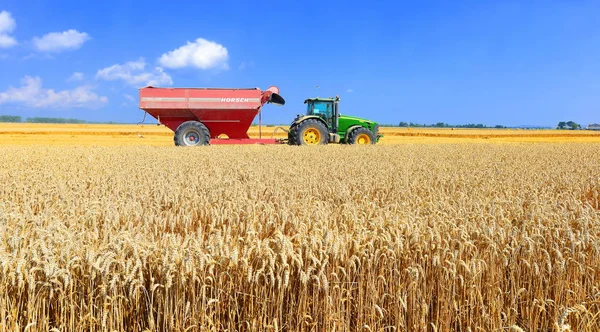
<box><xmin>0</xmin><ymin>125</ymin><xmax>600</xmax><ymax>331</ymax></box>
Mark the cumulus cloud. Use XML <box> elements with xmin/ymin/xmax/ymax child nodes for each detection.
<box><xmin>0</xmin><ymin>34</ymin><xmax>17</xmax><ymax>48</ymax></box>
<box><xmin>0</xmin><ymin>11</ymin><xmax>15</xmax><ymax>32</ymax></box>
<box><xmin>68</xmin><ymin>72</ymin><xmax>85</xmax><ymax>82</ymax></box>
<box><xmin>96</xmin><ymin>58</ymin><xmax>173</xmax><ymax>87</ymax></box>
<box><xmin>33</xmin><ymin>29</ymin><xmax>90</xmax><ymax>52</ymax></box>
<box><xmin>158</xmin><ymin>38</ymin><xmax>229</xmax><ymax>70</ymax></box>
<box><xmin>0</xmin><ymin>11</ymin><xmax>17</xmax><ymax>48</ymax></box>
<box><xmin>0</xmin><ymin>76</ymin><xmax>108</xmax><ymax>108</ymax></box>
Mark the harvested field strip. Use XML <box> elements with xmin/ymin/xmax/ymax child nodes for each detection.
<box><xmin>1</xmin><ymin>124</ymin><xmax>600</xmax><ymax>146</ymax></box>
<box><xmin>382</xmin><ymin>131</ymin><xmax>600</xmax><ymax>138</ymax></box>
<box><xmin>0</xmin><ymin>131</ymin><xmax>174</xmax><ymax>136</ymax></box>
<box><xmin>4</xmin><ymin>130</ymin><xmax>598</xmax><ymax>139</ymax></box>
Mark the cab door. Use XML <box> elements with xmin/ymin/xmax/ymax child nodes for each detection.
<box><xmin>312</xmin><ymin>101</ymin><xmax>334</xmax><ymax>128</ymax></box>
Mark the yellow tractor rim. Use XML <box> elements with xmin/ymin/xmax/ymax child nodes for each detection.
<box><xmin>303</xmin><ymin>128</ymin><xmax>321</xmax><ymax>144</ymax></box>
<box><xmin>356</xmin><ymin>134</ymin><xmax>371</xmax><ymax>144</ymax></box>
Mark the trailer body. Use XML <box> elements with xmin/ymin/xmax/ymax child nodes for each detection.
<box><xmin>139</xmin><ymin>86</ymin><xmax>284</xmax><ymax>144</ymax></box>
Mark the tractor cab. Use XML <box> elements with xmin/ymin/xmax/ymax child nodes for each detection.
<box><xmin>304</xmin><ymin>96</ymin><xmax>340</xmax><ymax>132</ymax></box>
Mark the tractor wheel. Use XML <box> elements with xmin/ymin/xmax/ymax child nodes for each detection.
<box><xmin>292</xmin><ymin>119</ymin><xmax>328</xmax><ymax>145</ymax></box>
<box><xmin>347</xmin><ymin>127</ymin><xmax>376</xmax><ymax>145</ymax></box>
<box><xmin>287</xmin><ymin>124</ymin><xmax>298</xmax><ymax>145</ymax></box>
<box><xmin>174</xmin><ymin>121</ymin><xmax>210</xmax><ymax>146</ymax></box>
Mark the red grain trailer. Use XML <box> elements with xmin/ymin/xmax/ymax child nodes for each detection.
<box><xmin>139</xmin><ymin>85</ymin><xmax>285</xmax><ymax>145</ymax></box>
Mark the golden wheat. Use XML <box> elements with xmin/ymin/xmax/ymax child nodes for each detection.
<box><xmin>0</xmin><ymin>143</ymin><xmax>599</xmax><ymax>331</ymax></box>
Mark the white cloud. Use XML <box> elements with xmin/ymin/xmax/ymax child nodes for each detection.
<box><xmin>158</xmin><ymin>38</ymin><xmax>229</xmax><ymax>70</ymax></box>
<box><xmin>96</xmin><ymin>58</ymin><xmax>173</xmax><ymax>87</ymax></box>
<box><xmin>68</xmin><ymin>72</ymin><xmax>84</xmax><ymax>82</ymax></box>
<box><xmin>0</xmin><ymin>34</ymin><xmax>17</xmax><ymax>48</ymax></box>
<box><xmin>0</xmin><ymin>76</ymin><xmax>108</xmax><ymax>108</ymax></box>
<box><xmin>347</xmin><ymin>88</ymin><xmax>354</xmax><ymax>93</ymax></box>
<box><xmin>238</xmin><ymin>61</ymin><xmax>254</xmax><ymax>71</ymax></box>
<box><xmin>33</xmin><ymin>29</ymin><xmax>90</xmax><ymax>52</ymax></box>
<box><xmin>0</xmin><ymin>11</ymin><xmax>15</xmax><ymax>33</ymax></box>
<box><xmin>0</xmin><ymin>11</ymin><xmax>17</xmax><ymax>48</ymax></box>
<box><xmin>120</xmin><ymin>94</ymin><xmax>136</xmax><ymax>108</ymax></box>
<box><xmin>22</xmin><ymin>52</ymin><xmax>56</xmax><ymax>61</ymax></box>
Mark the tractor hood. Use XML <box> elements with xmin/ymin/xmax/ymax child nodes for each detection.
<box><xmin>339</xmin><ymin>115</ymin><xmax>377</xmax><ymax>125</ymax></box>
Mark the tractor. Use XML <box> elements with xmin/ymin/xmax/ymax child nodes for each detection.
<box><xmin>287</xmin><ymin>96</ymin><xmax>382</xmax><ymax>145</ymax></box>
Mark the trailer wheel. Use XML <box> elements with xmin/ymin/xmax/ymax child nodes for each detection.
<box><xmin>292</xmin><ymin>119</ymin><xmax>328</xmax><ymax>145</ymax></box>
<box><xmin>347</xmin><ymin>127</ymin><xmax>376</xmax><ymax>145</ymax></box>
<box><xmin>174</xmin><ymin>121</ymin><xmax>210</xmax><ymax>146</ymax></box>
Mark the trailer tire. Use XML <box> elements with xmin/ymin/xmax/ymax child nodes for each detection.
<box><xmin>347</xmin><ymin>127</ymin><xmax>376</xmax><ymax>145</ymax></box>
<box><xmin>174</xmin><ymin>121</ymin><xmax>210</xmax><ymax>146</ymax></box>
<box><xmin>292</xmin><ymin>119</ymin><xmax>328</xmax><ymax>145</ymax></box>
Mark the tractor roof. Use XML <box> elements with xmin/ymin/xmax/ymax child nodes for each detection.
<box><xmin>304</xmin><ymin>97</ymin><xmax>339</xmax><ymax>103</ymax></box>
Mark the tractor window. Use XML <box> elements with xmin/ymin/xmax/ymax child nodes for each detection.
<box><xmin>310</xmin><ymin>101</ymin><xmax>333</xmax><ymax>124</ymax></box>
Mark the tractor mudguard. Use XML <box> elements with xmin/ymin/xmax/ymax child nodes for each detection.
<box><xmin>344</xmin><ymin>124</ymin><xmax>383</xmax><ymax>143</ymax></box>
<box><xmin>291</xmin><ymin>115</ymin><xmax>328</xmax><ymax>128</ymax></box>
<box><xmin>344</xmin><ymin>125</ymin><xmax>364</xmax><ymax>142</ymax></box>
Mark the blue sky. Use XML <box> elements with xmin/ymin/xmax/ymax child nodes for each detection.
<box><xmin>0</xmin><ymin>0</ymin><xmax>599</xmax><ymax>127</ymax></box>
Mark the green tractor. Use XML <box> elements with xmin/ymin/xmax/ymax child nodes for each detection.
<box><xmin>287</xmin><ymin>96</ymin><xmax>382</xmax><ymax>145</ymax></box>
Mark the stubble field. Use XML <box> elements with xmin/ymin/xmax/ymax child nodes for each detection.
<box><xmin>0</xmin><ymin>124</ymin><xmax>599</xmax><ymax>331</ymax></box>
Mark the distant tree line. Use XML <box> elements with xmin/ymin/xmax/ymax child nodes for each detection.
<box><xmin>0</xmin><ymin>115</ymin><xmax>120</xmax><ymax>124</ymax></box>
<box><xmin>557</xmin><ymin>121</ymin><xmax>581</xmax><ymax>130</ymax></box>
<box><xmin>0</xmin><ymin>115</ymin><xmax>22</xmax><ymax>123</ymax></box>
<box><xmin>25</xmin><ymin>117</ymin><xmax>88</xmax><ymax>124</ymax></box>
<box><xmin>396</xmin><ymin>121</ymin><xmax>507</xmax><ymax>129</ymax></box>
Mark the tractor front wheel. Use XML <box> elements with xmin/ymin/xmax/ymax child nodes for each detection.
<box><xmin>347</xmin><ymin>127</ymin><xmax>376</xmax><ymax>145</ymax></box>
<box><xmin>174</xmin><ymin>121</ymin><xmax>210</xmax><ymax>146</ymax></box>
<box><xmin>291</xmin><ymin>119</ymin><xmax>328</xmax><ymax>145</ymax></box>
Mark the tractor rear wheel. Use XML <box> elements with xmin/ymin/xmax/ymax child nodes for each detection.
<box><xmin>174</xmin><ymin>121</ymin><xmax>210</xmax><ymax>146</ymax></box>
<box><xmin>347</xmin><ymin>127</ymin><xmax>376</xmax><ymax>145</ymax></box>
<box><xmin>292</xmin><ymin>119</ymin><xmax>328</xmax><ymax>145</ymax></box>
<box><xmin>287</xmin><ymin>123</ymin><xmax>298</xmax><ymax>145</ymax></box>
